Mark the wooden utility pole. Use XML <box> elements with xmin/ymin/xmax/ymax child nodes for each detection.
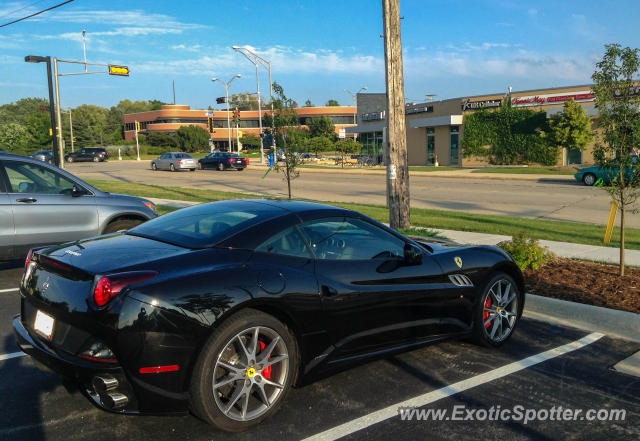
<box><xmin>382</xmin><ymin>0</ymin><xmax>410</xmax><ymax>229</ymax></box>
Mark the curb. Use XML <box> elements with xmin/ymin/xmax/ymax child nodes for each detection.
<box><xmin>245</xmin><ymin>165</ymin><xmax>575</xmax><ymax>181</ymax></box>
<box><xmin>523</xmin><ymin>293</ymin><xmax>640</xmax><ymax>343</ymax></box>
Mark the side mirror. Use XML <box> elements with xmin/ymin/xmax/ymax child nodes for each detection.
<box><xmin>72</xmin><ymin>185</ymin><xmax>87</xmax><ymax>197</ymax></box>
<box><xmin>404</xmin><ymin>243</ymin><xmax>423</xmax><ymax>265</ymax></box>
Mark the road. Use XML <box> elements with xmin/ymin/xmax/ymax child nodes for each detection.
<box><xmin>66</xmin><ymin>161</ymin><xmax>639</xmax><ymax>228</ymax></box>
<box><xmin>0</xmin><ymin>263</ymin><xmax>638</xmax><ymax>440</ymax></box>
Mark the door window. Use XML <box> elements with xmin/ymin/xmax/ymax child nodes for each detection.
<box><xmin>300</xmin><ymin>217</ymin><xmax>405</xmax><ymax>260</ymax></box>
<box><xmin>426</xmin><ymin>127</ymin><xmax>435</xmax><ymax>165</ymax></box>
<box><xmin>450</xmin><ymin>126</ymin><xmax>459</xmax><ymax>165</ymax></box>
<box><xmin>256</xmin><ymin>226</ymin><xmax>312</xmax><ymax>258</ymax></box>
<box><xmin>4</xmin><ymin>161</ymin><xmax>76</xmax><ymax>194</ymax></box>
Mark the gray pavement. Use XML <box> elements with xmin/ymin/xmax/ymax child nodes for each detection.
<box><xmin>66</xmin><ymin>160</ymin><xmax>640</xmax><ymax>228</ymax></box>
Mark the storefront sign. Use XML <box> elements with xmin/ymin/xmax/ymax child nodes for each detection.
<box><xmin>461</xmin><ymin>99</ymin><xmax>502</xmax><ymax>111</ymax></box>
<box><xmin>406</xmin><ymin>106</ymin><xmax>433</xmax><ymax>115</ymax></box>
<box><xmin>511</xmin><ymin>91</ymin><xmax>595</xmax><ymax>107</ymax></box>
<box><xmin>362</xmin><ymin>111</ymin><xmax>385</xmax><ymax>121</ymax></box>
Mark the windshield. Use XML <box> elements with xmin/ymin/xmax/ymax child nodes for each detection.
<box><xmin>128</xmin><ymin>200</ymin><xmax>285</xmax><ymax>248</ymax></box>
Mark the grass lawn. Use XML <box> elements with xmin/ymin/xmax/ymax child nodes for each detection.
<box><xmin>471</xmin><ymin>167</ymin><xmax>576</xmax><ymax>175</ymax></box>
<box><xmin>86</xmin><ymin>179</ymin><xmax>640</xmax><ymax>250</ymax></box>
<box><xmin>409</xmin><ymin>166</ymin><xmax>463</xmax><ymax>172</ymax></box>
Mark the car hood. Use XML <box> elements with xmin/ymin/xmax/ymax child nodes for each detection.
<box><xmin>40</xmin><ymin>233</ymin><xmax>189</xmax><ymax>274</ymax></box>
<box><xmin>576</xmin><ymin>166</ymin><xmax>598</xmax><ymax>173</ymax></box>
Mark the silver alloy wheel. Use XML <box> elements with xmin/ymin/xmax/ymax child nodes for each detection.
<box><xmin>482</xmin><ymin>278</ymin><xmax>518</xmax><ymax>343</ymax></box>
<box><xmin>583</xmin><ymin>173</ymin><xmax>595</xmax><ymax>186</ymax></box>
<box><xmin>212</xmin><ymin>326</ymin><xmax>289</xmax><ymax>422</ymax></box>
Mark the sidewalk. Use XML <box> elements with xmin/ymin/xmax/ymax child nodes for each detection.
<box><xmin>432</xmin><ymin>228</ymin><xmax>640</xmax><ymax>266</ymax></box>
<box><xmin>148</xmin><ymin>197</ymin><xmax>638</xmax><ymax>266</ymax></box>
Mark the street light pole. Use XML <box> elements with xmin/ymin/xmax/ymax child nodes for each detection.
<box><xmin>64</xmin><ymin>107</ymin><xmax>74</xmax><ymax>152</ymax></box>
<box><xmin>25</xmin><ymin>55</ymin><xmax>61</xmax><ymax>166</ymax></box>
<box><xmin>212</xmin><ymin>75</ymin><xmax>241</xmax><ymax>152</ymax></box>
<box><xmin>53</xmin><ymin>57</ymin><xmax>65</xmax><ymax>169</ymax></box>
<box><xmin>231</xmin><ymin>46</ymin><xmax>275</xmax><ymax>158</ymax></box>
<box><xmin>344</xmin><ymin>87</ymin><xmax>367</xmax><ymax>124</ymax></box>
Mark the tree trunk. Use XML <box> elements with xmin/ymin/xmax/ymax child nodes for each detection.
<box><xmin>620</xmin><ymin>205</ymin><xmax>625</xmax><ymax>276</ymax></box>
<box><xmin>382</xmin><ymin>0</ymin><xmax>410</xmax><ymax>230</ymax></box>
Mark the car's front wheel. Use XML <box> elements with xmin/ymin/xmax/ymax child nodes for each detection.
<box><xmin>582</xmin><ymin>172</ymin><xmax>596</xmax><ymax>186</ymax></box>
<box><xmin>103</xmin><ymin>218</ymin><xmax>144</xmax><ymax>234</ymax></box>
<box><xmin>190</xmin><ymin>309</ymin><xmax>297</xmax><ymax>432</ymax></box>
<box><xmin>472</xmin><ymin>273</ymin><xmax>522</xmax><ymax>347</ymax></box>
<box><xmin>93</xmin><ymin>156</ymin><xmax>99</xmax><ymax>162</ymax></box>
<box><xmin>151</xmin><ymin>162</ymin><xmax>157</xmax><ymax>171</ymax></box>
<box><xmin>66</xmin><ymin>156</ymin><xmax>74</xmax><ymax>163</ymax></box>
<box><xmin>170</xmin><ymin>163</ymin><xmax>176</xmax><ymax>172</ymax></box>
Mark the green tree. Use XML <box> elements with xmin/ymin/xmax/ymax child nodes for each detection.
<box><xmin>71</xmin><ymin>105</ymin><xmax>110</xmax><ymax>147</ymax></box>
<box><xmin>147</xmin><ymin>132</ymin><xmax>177</xmax><ymax>147</ymax></box>
<box><xmin>285</xmin><ymin>127</ymin><xmax>310</xmax><ymax>151</ymax></box>
<box><xmin>547</xmin><ymin>99</ymin><xmax>593</xmax><ymax>154</ymax></box>
<box><xmin>240</xmin><ymin>133</ymin><xmax>261</xmax><ymax>149</ymax></box>
<box><xmin>309</xmin><ymin>115</ymin><xmax>335</xmax><ymax>139</ymax></box>
<box><xmin>230</xmin><ymin>93</ymin><xmax>260</xmax><ymax>110</ymax></box>
<box><xmin>0</xmin><ymin>97</ymin><xmax>50</xmax><ymax>127</ymax></box>
<box><xmin>0</xmin><ymin>123</ymin><xmax>31</xmax><ymax>152</ymax></box>
<box><xmin>591</xmin><ymin>43</ymin><xmax>640</xmax><ymax>276</ymax></box>
<box><xmin>268</xmin><ymin>82</ymin><xmax>301</xmax><ymax>198</ymax></box>
<box><xmin>462</xmin><ymin>101</ymin><xmax>556</xmax><ymax>165</ymax></box>
<box><xmin>307</xmin><ymin>136</ymin><xmax>333</xmax><ymax>157</ymax></box>
<box><xmin>334</xmin><ymin>138</ymin><xmax>361</xmax><ymax>167</ymax></box>
<box><xmin>326</xmin><ymin>99</ymin><xmax>340</xmax><ymax>106</ymax></box>
<box><xmin>175</xmin><ymin>125</ymin><xmax>210</xmax><ymax>152</ymax></box>
<box><xmin>23</xmin><ymin>111</ymin><xmax>52</xmax><ymax>149</ymax></box>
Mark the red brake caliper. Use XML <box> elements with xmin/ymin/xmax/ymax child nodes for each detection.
<box><xmin>483</xmin><ymin>296</ymin><xmax>492</xmax><ymax>328</ymax></box>
<box><xmin>258</xmin><ymin>341</ymin><xmax>272</xmax><ymax>379</ymax></box>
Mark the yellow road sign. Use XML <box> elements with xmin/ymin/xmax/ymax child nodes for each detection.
<box><xmin>108</xmin><ymin>65</ymin><xmax>130</xmax><ymax>76</ymax></box>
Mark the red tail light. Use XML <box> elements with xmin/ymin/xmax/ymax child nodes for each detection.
<box><xmin>25</xmin><ymin>249</ymin><xmax>35</xmax><ymax>270</ymax></box>
<box><xmin>178</xmin><ymin>159</ymin><xmax>183</xmax><ymax>164</ymax></box>
<box><xmin>94</xmin><ymin>271</ymin><xmax>158</xmax><ymax>307</ymax></box>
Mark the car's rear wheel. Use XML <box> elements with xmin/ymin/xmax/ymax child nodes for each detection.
<box><xmin>472</xmin><ymin>273</ymin><xmax>521</xmax><ymax>347</ymax></box>
<box><xmin>103</xmin><ymin>218</ymin><xmax>144</xmax><ymax>234</ymax></box>
<box><xmin>582</xmin><ymin>172</ymin><xmax>596</xmax><ymax>186</ymax></box>
<box><xmin>67</xmin><ymin>156</ymin><xmax>73</xmax><ymax>163</ymax></box>
<box><xmin>170</xmin><ymin>163</ymin><xmax>176</xmax><ymax>172</ymax></box>
<box><xmin>151</xmin><ymin>162</ymin><xmax>157</xmax><ymax>171</ymax></box>
<box><xmin>190</xmin><ymin>309</ymin><xmax>297</xmax><ymax>432</ymax></box>
<box><xmin>190</xmin><ymin>168</ymin><xmax>196</xmax><ymax>172</ymax></box>
<box><xmin>93</xmin><ymin>156</ymin><xmax>99</xmax><ymax>162</ymax></box>
<box><xmin>198</xmin><ymin>162</ymin><xmax>203</xmax><ymax>170</ymax></box>
<box><xmin>218</xmin><ymin>162</ymin><xmax>225</xmax><ymax>171</ymax></box>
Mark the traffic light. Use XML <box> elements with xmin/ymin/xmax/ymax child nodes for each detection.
<box><xmin>216</xmin><ymin>97</ymin><xmax>226</xmax><ymax>104</ymax></box>
<box><xmin>207</xmin><ymin>117</ymin><xmax>214</xmax><ymax>133</ymax></box>
<box><xmin>234</xmin><ymin>109</ymin><xmax>241</xmax><ymax>124</ymax></box>
<box><xmin>136</xmin><ymin>122</ymin><xmax>141</xmax><ymax>132</ymax></box>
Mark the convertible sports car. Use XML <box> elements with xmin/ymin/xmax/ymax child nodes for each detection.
<box><xmin>13</xmin><ymin>199</ymin><xmax>524</xmax><ymax>432</ymax></box>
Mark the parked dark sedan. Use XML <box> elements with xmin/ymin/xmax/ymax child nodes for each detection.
<box><xmin>14</xmin><ymin>199</ymin><xmax>524</xmax><ymax>432</ymax></box>
<box><xmin>31</xmin><ymin>150</ymin><xmax>54</xmax><ymax>163</ymax></box>
<box><xmin>199</xmin><ymin>152</ymin><xmax>248</xmax><ymax>170</ymax></box>
<box><xmin>65</xmin><ymin>148</ymin><xmax>109</xmax><ymax>163</ymax></box>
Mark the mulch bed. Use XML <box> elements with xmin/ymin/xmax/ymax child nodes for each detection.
<box><xmin>524</xmin><ymin>258</ymin><xmax>640</xmax><ymax>314</ymax></box>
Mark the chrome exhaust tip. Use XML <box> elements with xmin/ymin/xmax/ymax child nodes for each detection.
<box><xmin>101</xmin><ymin>392</ymin><xmax>129</xmax><ymax>410</ymax></box>
<box><xmin>92</xmin><ymin>375</ymin><xmax>118</xmax><ymax>394</ymax></box>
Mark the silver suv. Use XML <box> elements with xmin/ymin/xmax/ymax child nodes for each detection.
<box><xmin>0</xmin><ymin>153</ymin><xmax>157</xmax><ymax>260</ymax></box>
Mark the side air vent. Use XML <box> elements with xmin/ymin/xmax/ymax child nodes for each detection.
<box><xmin>449</xmin><ymin>274</ymin><xmax>473</xmax><ymax>287</ymax></box>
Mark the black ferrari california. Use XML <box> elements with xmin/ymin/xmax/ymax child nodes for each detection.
<box><xmin>14</xmin><ymin>199</ymin><xmax>524</xmax><ymax>431</ymax></box>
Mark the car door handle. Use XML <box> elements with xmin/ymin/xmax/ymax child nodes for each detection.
<box><xmin>321</xmin><ymin>285</ymin><xmax>339</xmax><ymax>297</ymax></box>
<box><xmin>16</xmin><ymin>198</ymin><xmax>37</xmax><ymax>203</ymax></box>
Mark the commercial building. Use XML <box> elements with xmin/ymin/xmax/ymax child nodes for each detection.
<box><xmin>348</xmin><ymin>84</ymin><xmax>606</xmax><ymax>167</ymax></box>
<box><xmin>123</xmin><ymin>104</ymin><xmax>356</xmax><ymax>150</ymax></box>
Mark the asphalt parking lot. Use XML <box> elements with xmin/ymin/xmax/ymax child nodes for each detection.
<box><xmin>0</xmin><ymin>263</ymin><xmax>638</xmax><ymax>441</ymax></box>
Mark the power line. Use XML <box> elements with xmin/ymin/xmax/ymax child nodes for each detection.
<box><xmin>0</xmin><ymin>0</ymin><xmax>75</xmax><ymax>29</ymax></box>
<box><xmin>0</xmin><ymin>0</ymin><xmax>48</xmax><ymax>20</ymax></box>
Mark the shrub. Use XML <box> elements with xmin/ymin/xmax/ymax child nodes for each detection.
<box><xmin>498</xmin><ymin>232</ymin><xmax>554</xmax><ymax>271</ymax></box>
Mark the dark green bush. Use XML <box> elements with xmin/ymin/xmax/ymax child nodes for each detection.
<box><xmin>498</xmin><ymin>232</ymin><xmax>554</xmax><ymax>271</ymax></box>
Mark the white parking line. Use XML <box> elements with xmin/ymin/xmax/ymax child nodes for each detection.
<box><xmin>302</xmin><ymin>332</ymin><xmax>604</xmax><ymax>441</ymax></box>
<box><xmin>0</xmin><ymin>351</ymin><xmax>26</xmax><ymax>361</ymax></box>
<box><xmin>0</xmin><ymin>288</ymin><xmax>18</xmax><ymax>293</ymax></box>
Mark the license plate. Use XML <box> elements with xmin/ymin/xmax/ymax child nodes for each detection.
<box><xmin>34</xmin><ymin>310</ymin><xmax>54</xmax><ymax>340</ymax></box>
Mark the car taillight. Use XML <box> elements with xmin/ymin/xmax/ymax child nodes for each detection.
<box><xmin>25</xmin><ymin>249</ymin><xmax>35</xmax><ymax>270</ymax></box>
<box><xmin>178</xmin><ymin>159</ymin><xmax>183</xmax><ymax>164</ymax></box>
<box><xmin>93</xmin><ymin>271</ymin><xmax>158</xmax><ymax>307</ymax></box>
<box><xmin>245</xmin><ymin>157</ymin><xmax>250</xmax><ymax>165</ymax></box>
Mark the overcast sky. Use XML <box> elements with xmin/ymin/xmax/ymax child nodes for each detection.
<box><xmin>1</xmin><ymin>0</ymin><xmax>638</xmax><ymax>109</ymax></box>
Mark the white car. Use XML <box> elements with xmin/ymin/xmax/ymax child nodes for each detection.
<box><xmin>150</xmin><ymin>152</ymin><xmax>197</xmax><ymax>172</ymax></box>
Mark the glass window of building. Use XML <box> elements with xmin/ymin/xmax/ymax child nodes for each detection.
<box><xmin>450</xmin><ymin>126</ymin><xmax>459</xmax><ymax>165</ymax></box>
<box><xmin>426</xmin><ymin>128</ymin><xmax>435</xmax><ymax>165</ymax></box>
